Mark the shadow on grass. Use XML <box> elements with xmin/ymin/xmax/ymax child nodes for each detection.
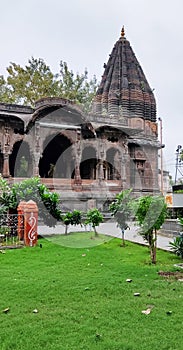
<box><xmin>44</xmin><ymin>231</ymin><xmax>113</xmax><ymax>248</ymax></box>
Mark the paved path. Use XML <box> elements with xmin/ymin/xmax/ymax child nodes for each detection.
<box><xmin>38</xmin><ymin>221</ymin><xmax>174</xmax><ymax>251</ymax></box>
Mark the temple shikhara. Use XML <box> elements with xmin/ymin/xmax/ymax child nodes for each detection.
<box><xmin>0</xmin><ymin>28</ymin><xmax>160</xmax><ymax>210</ymax></box>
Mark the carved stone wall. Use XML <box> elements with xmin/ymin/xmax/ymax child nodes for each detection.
<box><xmin>0</xmin><ymin>90</ymin><xmax>160</xmax><ymax>210</ymax></box>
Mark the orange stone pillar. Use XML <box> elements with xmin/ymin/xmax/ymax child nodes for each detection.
<box><xmin>17</xmin><ymin>201</ymin><xmax>27</xmax><ymax>241</ymax></box>
<box><xmin>24</xmin><ymin>200</ymin><xmax>38</xmax><ymax>247</ymax></box>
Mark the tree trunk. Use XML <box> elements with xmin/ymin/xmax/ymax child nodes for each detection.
<box><xmin>93</xmin><ymin>226</ymin><xmax>98</xmax><ymax>237</ymax></box>
<box><xmin>121</xmin><ymin>229</ymin><xmax>125</xmax><ymax>246</ymax></box>
<box><xmin>65</xmin><ymin>225</ymin><xmax>68</xmax><ymax>235</ymax></box>
<box><xmin>149</xmin><ymin>229</ymin><xmax>157</xmax><ymax>264</ymax></box>
<box><xmin>152</xmin><ymin>229</ymin><xmax>157</xmax><ymax>264</ymax></box>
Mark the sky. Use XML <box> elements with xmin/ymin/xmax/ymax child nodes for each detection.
<box><xmin>1</xmin><ymin>0</ymin><xmax>183</xmax><ymax>178</ymax></box>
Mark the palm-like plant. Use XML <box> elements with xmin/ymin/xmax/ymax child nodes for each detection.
<box><xmin>169</xmin><ymin>233</ymin><xmax>183</xmax><ymax>259</ymax></box>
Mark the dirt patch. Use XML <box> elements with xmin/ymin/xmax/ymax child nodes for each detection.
<box><xmin>158</xmin><ymin>270</ymin><xmax>183</xmax><ymax>280</ymax></box>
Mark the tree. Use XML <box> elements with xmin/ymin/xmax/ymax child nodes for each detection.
<box><xmin>5</xmin><ymin>57</ymin><xmax>59</xmax><ymax>105</ymax></box>
<box><xmin>0</xmin><ymin>57</ymin><xmax>98</xmax><ymax>112</ymax></box>
<box><xmin>0</xmin><ymin>76</ymin><xmax>13</xmax><ymax>103</ymax></box>
<box><xmin>62</xmin><ymin>210</ymin><xmax>82</xmax><ymax>235</ymax></box>
<box><xmin>109</xmin><ymin>189</ymin><xmax>132</xmax><ymax>246</ymax></box>
<box><xmin>71</xmin><ymin>209</ymin><xmax>82</xmax><ymax>226</ymax></box>
<box><xmin>62</xmin><ymin>212</ymin><xmax>73</xmax><ymax>235</ymax></box>
<box><xmin>134</xmin><ymin>195</ymin><xmax>167</xmax><ymax>264</ymax></box>
<box><xmin>85</xmin><ymin>208</ymin><xmax>103</xmax><ymax>237</ymax></box>
<box><xmin>0</xmin><ymin>177</ymin><xmax>62</xmax><ymax>226</ymax></box>
<box><xmin>59</xmin><ymin>61</ymin><xmax>98</xmax><ymax>112</ymax></box>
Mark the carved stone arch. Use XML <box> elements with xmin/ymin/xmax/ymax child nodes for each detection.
<box><xmin>39</xmin><ymin>133</ymin><xmax>74</xmax><ymax>178</ymax></box>
<box><xmin>105</xmin><ymin>143</ymin><xmax>121</xmax><ymax>154</ymax></box>
<box><xmin>9</xmin><ymin>140</ymin><xmax>32</xmax><ymax>177</ymax></box>
<box><xmin>106</xmin><ymin>147</ymin><xmax>121</xmax><ymax>180</ymax></box>
<box><xmin>80</xmin><ymin>146</ymin><xmax>97</xmax><ymax>180</ymax></box>
<box><xmin>27</xmin><ymin>97</ymin><xmax>86</xmax><ymax>132</ymax></box>
<box><xmin>60</xmin><ymin>129</ymin><xmax>77</xmax><ymax>144</ymax></box>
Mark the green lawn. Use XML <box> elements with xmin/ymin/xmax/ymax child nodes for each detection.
<box><xmin>47</xmin><ymin>231</ymin><xmax>112</xmax><ymax>248</ymax></box>
<box><xmin>0</xmin><ymin>233</ymin><xmax>183</xmax><ymax>350</ymax></box>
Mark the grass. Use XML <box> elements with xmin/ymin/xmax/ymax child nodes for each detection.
<box><xmin>0</xmin><ymin>233</ymin><xmax>183</xmax><ymax>350</ymax></box>
<box><xmin>47</xmin><ymin>231</ymin><xmax>112</xmax><ymax>248</ymax></box>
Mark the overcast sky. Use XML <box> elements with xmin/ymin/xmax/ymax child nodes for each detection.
<box><xmin>1</xmin><ymin>0</ymin><xmax>183</xmax><ymax>178</ymax></box>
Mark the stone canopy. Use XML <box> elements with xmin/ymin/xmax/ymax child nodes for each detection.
<box><xmin>0</xmin><ymin>28</ymin><xmax>161</xmax><ymax>211</ymax></box>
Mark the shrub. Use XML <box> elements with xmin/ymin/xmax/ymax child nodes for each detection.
<box><xmin>134</xmin><ymin>195</ymin><xmax>167</xmax><ymax>264</ymax></box>
<box><xmin>109</xmin><ymin>189</ymin><xmax>132</xmax><ymax>246</ymax></box>
<box><xmin>169</xmin><ymin>233</ymin><xmax>183</xmax><ymax>259</ymax></box>
<box><xmin>0</xmin><ymin>177</ymin><xmax>62</xmax><ymax>226</ymax></box>
<box><xmin>61</xmin><ymin>210</ymin><xmax>82</xmax><ymax>235</ymax></box>
<box><xmin>85</xmin><ymin>208</ymin><xmax>103</xmax><ymax>236</ymax></box>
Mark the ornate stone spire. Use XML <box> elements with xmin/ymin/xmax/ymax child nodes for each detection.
<box><xmin>121</xmin><ymin>25</ymin><xmax>125</xmax><ymax>38</ymax></box>
<box><xmin>92</xmin><ymin>28</ymin><xmax>156</xmax><ymax>122</ymax></box>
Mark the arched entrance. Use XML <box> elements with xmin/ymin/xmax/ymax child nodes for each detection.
<box><xmin>80</xmin><ymin>146</ymin><xmax>97</xmax><ymax>179</ymax></box>
<box><xmin>39</xmin><ymin>134</ymin><xmax>73</xmax><ymax>178</ymax></box>
<box><xmin>106</xmin><ymin>148</ymin><xmax>121</xmax><ymax>180</ymax></box>
<box><xmin>9</xmin><ymin>141</ymin><xmax>31</xmax><ymax>177</ymax></box>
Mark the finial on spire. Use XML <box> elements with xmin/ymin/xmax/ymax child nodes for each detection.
<box><xmin>121</xmin><ymin>25</ymin><xmax>125</xmax><ymax>37</ymax></box>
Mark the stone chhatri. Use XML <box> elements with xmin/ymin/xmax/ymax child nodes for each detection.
<box><xmin>0</xmin><ymin>27</ymin><xmax>161</xmax><ymax>211</ymax></box>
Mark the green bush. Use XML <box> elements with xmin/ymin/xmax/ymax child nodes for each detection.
<box><xmin>61</xmin><ymin>210</ymin><xmax>82</xmax><ymax>234</ymax></box>
<box><xmin>169</xmin><ymin>233</ymin><xmax>183</xmax><ymax>258</ymax></box>
<box><xmin>85</xmin><ymin>208</ymin><xmax>103</xmax><ymax>236</ymax></box>
<box><xmin>109</xmin><ymin>189</ymin><xmax>132</xmax><ymax>246</ymax></box>
<box><xmin>134</xmin><ymin>195</ymin><xmax>167</xmax><ymax>264</ymax></box>
<box><xmin>0</xmin><ymin>177</ymin><xmax>62</xmax><ymax>226</ymax></box>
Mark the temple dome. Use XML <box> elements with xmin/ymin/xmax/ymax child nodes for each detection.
<box><xmin>92</xmin><ymin>27</ymin><xmax>156</xmax><ymax>122</ymax></box>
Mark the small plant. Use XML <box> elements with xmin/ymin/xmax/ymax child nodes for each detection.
<box><xmin>62</xmin><ymin>212</ymin><xmax>73</xmax><ymax>235</ymax></box>
<box><xmin>0</xmin><ymin>226</ymin><xmax>10</xmax><ymax>235</ymax></box>
<box><xmin>62</xmin><ymin>210</ymin><xmax>82</xmax><ymax>235</ymax></box>
<box><xmin>134</xmin><ymin>195</ymin><xmax>167</xmax><ymax>264</ymax></box>
<box><xmin>85</xmin><ymin>208</ymin><xmax>103</xmax><ymax>237</ymax></box>
<box><xmin>109</xmin><ymin>189</ymin><xmax>132</xmax><ymax>246</ymax></box>
<box><xmin>169</xmin><ymin>233</ymin><xmax>183</xmax><ymax>258</ymax></box>
<box><xmin>71</xmin><ymin>210</ymin><xmax>82</xmax><ymax>227</ymax></box>
<box><xmin>0</xmin><ymin>226</ymin><xmax>12</xmax><ymax>245</ymax></box>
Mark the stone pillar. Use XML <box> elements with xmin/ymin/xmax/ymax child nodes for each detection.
<box><xmin>74</xmin><ymin>141</ymin><xmax>82</xmax><ymax>185</ymax></box>
<box><xmin>32</xmin><ymin>153</ymin><xmax>40</xmax><ymax>177</ymax></box>
<box><xmin>74</xmin><ymin>161</ymin><xmax>82</xmax><ymax>184</ymax></box>
<box><xmin>120</xmin><ymin>155</ymin><xmax>128</xmax><ymax>189</ymax></box>
<box><xmin>97</xmin><ymin>139</ymin><xmax>105</xmax><ymax>182</ymax></box>
<box><xmin>32</xmin><ymin>123</ymin><xmax>41</xmax><ymax>177</ymax></box>
<box><xmin>2</xmin><ymin>125</ymin><xmax>11</xmax><ymax>178</ymax></box>
<box><xmin>17</xmin><ymin>201</ymin><xmax>27</xmax><ymax>240</ymax></box>
<box><xmin>98</xmin><ymin>160</ymin><xmax>104</xmax><ymax>181</ymax></box>
<box><xmin>2</xmin><ymin>153</ymin><xmax>10</xmax><ymax>178</ymax></box>
<box><xmin>24</xmin><ymin>200</ymin><xmax>38</xmax><ymax>247</ymax></box>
